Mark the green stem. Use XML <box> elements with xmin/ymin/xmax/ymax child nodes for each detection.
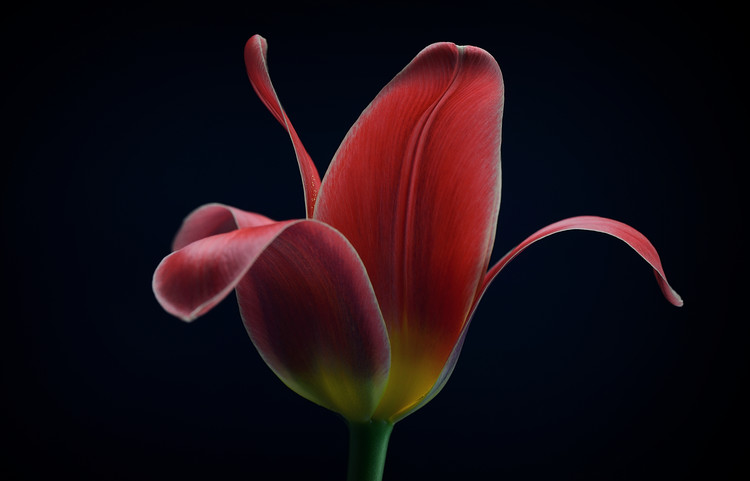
<box><xmin>346</xmin><ymin>420</ymin><xmax>394</xmax><ymax>481</ymax></box>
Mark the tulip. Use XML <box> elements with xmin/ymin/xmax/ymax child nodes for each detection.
<box><xmin>153</xmin><ymin>35</ymin><xmax>682</xmax><ymax>480</ymax></box>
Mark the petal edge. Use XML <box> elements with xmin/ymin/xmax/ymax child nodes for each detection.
<box><xmin>172</xmin><ymin>203</ymin><xmax>275</xmax><ymax>251</ymax></box>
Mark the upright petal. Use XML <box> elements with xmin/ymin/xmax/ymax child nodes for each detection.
<box><xmin>314</xmin><ymin>42</ymin><xmax>504</xmax><ymax>420</ymax></box>
<box><xmin>153</xmin><ymin>220</ymin><xmax>390</xmax><ymax>421</ymax></box>
<box><xmin>245</xmin><ymin>35</ymin><xmax>320</xmax><ymax>218</ymax></box>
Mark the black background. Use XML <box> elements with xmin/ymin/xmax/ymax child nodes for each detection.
<box><xmin>2</xmin><ymin>1</ymin><xmax>746</xmax><ymax>479</ymax></box>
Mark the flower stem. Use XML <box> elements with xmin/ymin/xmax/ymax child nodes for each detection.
<box><xmin>346</xmin><ymin>420</ymin><xmax>394</xmax><ymax>481</ymax></box>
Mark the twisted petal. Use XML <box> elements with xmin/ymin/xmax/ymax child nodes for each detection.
<box><xmin>245</xmin><ymin>35</ymin><xmax>320</xmax><ymax>218</ymax></box>
<box><xmin>153</xmin><ymin>219</ymin><xmax>390</xmax><ymax>421</ymax></box>
<box><xmin>314</xmin><ymin>42</ymin><xmax>504</xmax><ymax>420</ymax></box>
<box><xmin>172</xmin><ymin>202</ymin><xmax>275</xmax><ymax>251</ymax></box>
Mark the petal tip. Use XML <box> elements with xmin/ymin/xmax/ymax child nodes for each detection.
<box><xmin>670</xmin><ymin>291</ymin><xmax>684</xmax><ymax>307</ymax></box>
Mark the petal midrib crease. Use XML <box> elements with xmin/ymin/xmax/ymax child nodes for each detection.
<box><xmin>395</xmin><ymin>46</ymin><xmax>465</xmax><ymax>332</ymax></box>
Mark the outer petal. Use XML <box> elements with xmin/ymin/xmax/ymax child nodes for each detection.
<box><xmin>314</xmin><ymin>42</ymin><xmax>504</xmax><ymax>420</ymax></box>
<box><xmin>476</xmin><ymin>215</ymin><xmax>683</xmax><ymax>310</ymax></box>
<box><xmin>172</xmin><ymin>202</ymin><xmax>275</xmax><ymax>251</ymax></box>
<box><xmin>244</xmin><ymin>35</ymin><xmax>320</xmax><ymax>218</ymax></box>
<box><xmin>407</xmin><ymin>216</ymin><xmax>684</xmax><ymax>420</ymax></box>
<box><xmin>153</xmin><ymin>220</ymin><xmax>390</xmax><ymax>421</ymax></box>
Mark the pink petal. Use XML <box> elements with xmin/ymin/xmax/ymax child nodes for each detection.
<box><xmin>153</xmin><ymin>219</ymin><xmax>390</xmax><ymax>421</ymax></box>
<box><xmin>244</xmin><ymin>35</ymin><xmax>320</xmax><ymax>218</ymax></box>
<box><xmin>314</xmin><ymin>42</ymin><xmax>504</xmax><ymax>419</ymax></box>
<box><xmin>172</xmin><ymin>203</ymin><xmax>275</xmax><ymax>251</ymax></box>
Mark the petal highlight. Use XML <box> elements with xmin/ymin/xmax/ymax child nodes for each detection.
<box><xmin>244</xmin><ymin>35</ymin><xmax>320</xmax><ymax>218</ymax></box>
<box><xmin>172</xmin><ymin>203</ymin><xmax>275</xmax><ymax>251</ymax></box>
<box><xmin>314</xmin><ymin>42</ymin><xmax>504</xmax><ymax>420</ymax></box>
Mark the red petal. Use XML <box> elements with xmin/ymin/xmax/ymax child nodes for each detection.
<box><xmin>244</xmin><ymin>35</ymin><xmax>320</xmax><ymax>218</ymax></box>
<box><xmin>153</xmin><ymin>220</ymin><xmax>390</xmax><ymax>421</ymax></box>
<box><xmin>314</xmin><ymin>42</ymin><xmax>504</xmax><ymax>419</ymax></box>
<box><xmin>172</xmin><ymin>203</ymin><xmax>275</xmax><ymax>251</ymax></box>
<box><xmin>405</xmin><ymin>216</ymin><xmax>684</xmax><ymax>421</ymax></box>
<box><xmin>235</xmin><ymin>221</ymin><xmax>390</xmax><ymax>421</ymax></box>
<box><xmin>475</xmin><ymin>215</ymin><xmax>684</xmax><ymax>310</ymax></box>
<box><xmin>155</xmin><ymin>220</ymin><xmax>296</xmax><ymax>321</ymax></box>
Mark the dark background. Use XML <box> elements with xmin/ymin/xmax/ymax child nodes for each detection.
<box><xmin>2</xmin><ymin>1</ymin><xmax>746</xmax><ymax>479</ymax></box>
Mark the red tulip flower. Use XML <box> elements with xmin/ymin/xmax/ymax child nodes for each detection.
<box><xmin>153</xmin><ymin>35</ymin><xmax>682</xmax><ymax>480</ymax></box>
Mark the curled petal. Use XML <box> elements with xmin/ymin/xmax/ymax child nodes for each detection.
<box><xmin>315</xmin><ymin>42</ymin><xmax>504</xmax><ymax>420</ymax></box>
<box><xmin>155</xmin><ymin>221</ymin><xmax>297</xmax><ymax>321</ymax></box>
<box><xmin>172</xmin><ymin>203</ymin><xmax>275</xmax><ymax>251</ymax></box>
<box><xmin>409</xmin><ymin>216</ymin><xmax>684</xmax><ymax>420</ymax></box>
<box><xmin>244</xmin><ymin>35</ymin><xmax>320</xmax><ymax>218</ymax></box>
<box><xmin>153</xmin><ymin>220</ymin><xmax>390</xmax><ymax>421</ymax></box>
<box><xmin>476</xmin><ymin>215</ymin><xmax>684</xmax><ymax>310</ymax></box>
